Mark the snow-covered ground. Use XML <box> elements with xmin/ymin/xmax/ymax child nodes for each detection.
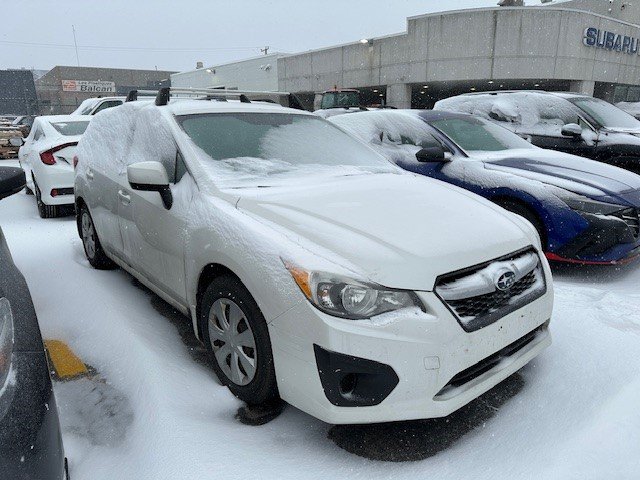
<box><xmin>1</xmin><ymin>160</ymin><xmax>639</xmax><ymax>479</ymax></box>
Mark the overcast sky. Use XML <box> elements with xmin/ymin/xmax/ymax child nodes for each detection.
<box><xmin>1</xmin><ymin>0</ymin><xmax>502</xmax><ymax>73</ymax></box>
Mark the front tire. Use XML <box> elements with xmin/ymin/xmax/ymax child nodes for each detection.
<box><xmin>78</xmin><ymin>204</ymin><xmax>115</xmax><ymax>270</ymax></box>
<box><xmin>200</xmin><ymin>275</ymin><xmax>279</xmax><ymax>406</ymax></box>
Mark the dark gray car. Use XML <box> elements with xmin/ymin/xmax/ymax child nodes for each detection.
<box><xmin>0</xmin><ymin>167</ymin><xmax>67</xmax><ymax>479</ymax></box>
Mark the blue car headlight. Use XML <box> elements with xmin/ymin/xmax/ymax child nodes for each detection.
<box><xmin>553</xmin><ymin>190</ymin><xmax>628</xmax><ymax>215</ymax></box>
<box><xmin>0</xmin><ymin>298</ymin><xmax>14</xmax><ymax>391</ymax></box>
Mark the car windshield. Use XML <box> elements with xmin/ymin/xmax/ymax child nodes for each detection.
<box><xmin>75</xmin><ymin>99</ymin><xmax>100</xmax><ymax>115</ymax></box>
<box><xmin>429</xmin><ymin>116</ymin><xmax>535</xmax><ymax>152</ymax></box>
<box><xmin>321</xmin><ymin>92</ymin><xmax>360</xmax><ymax>109</ymax></box>
<box><xmin>177</xmin><ymin>112</ymin><xmax>396</xmax><ymax>188</ymax></box>
<box><xmin>569</xmin><ymin>97</ymin><xmax>640</xmax><ymax>130</ymax></box>
<box><xmin>50</xmin><ymin>121</ymin><xmax>90</xmax><ymax>136</ymax></box>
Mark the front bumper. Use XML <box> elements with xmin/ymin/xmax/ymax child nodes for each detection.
<box><xmin>269</xmin><ymin>266</ymin><xmax>553</xmax><ymax>424</ymax></box>
<box><xmin>549</xmin><ymin>211</ymin><xmax>640</xmax><ymax>265</ymax></box>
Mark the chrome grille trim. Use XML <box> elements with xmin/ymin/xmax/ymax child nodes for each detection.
<box><xmin>435</xmin><ymin>248</ymin><xmax>547</xmax><ymax>332</ymax></box>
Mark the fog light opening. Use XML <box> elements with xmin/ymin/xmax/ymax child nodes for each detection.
<box><xmin>339</xmin><ymin>373</ymin><xmax>358</xmax><ymax>397</ymax></box>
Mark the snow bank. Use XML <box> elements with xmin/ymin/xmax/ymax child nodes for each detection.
<box><xmin>1</xmin><ymin>177</ymin><xmax>640</xmax><ymax>479</ymax></box>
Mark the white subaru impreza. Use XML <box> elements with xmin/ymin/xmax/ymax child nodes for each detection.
<box><xmin>74</xmin><ymin>91</ymin><xmax>552</xmax><ymax>424</ymax></box>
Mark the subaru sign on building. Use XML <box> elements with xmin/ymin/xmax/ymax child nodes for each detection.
<box><xmin>268</xmin><ymin>0</ymin><xmax>640</xmax><ymax>109</ymax></box>
<box><xmin>583</xmin><ymin>27</ymin><xmax>640</xmax><ymax>54</ymax></box>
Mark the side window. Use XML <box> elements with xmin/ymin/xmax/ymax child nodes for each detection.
<box><xmin>93</xmin><ymin>100</ymin><xmax>122</xmax><ymax>115</ymax></box>
<box><xmin>578</xmin><ymin>117</ymin><xmax>593</xmax><ymax>131</ymax></box>
<box><xmin>174</xmin><ymin>150</ymin><xmax>188</xmax><ymax>184</ymax></box>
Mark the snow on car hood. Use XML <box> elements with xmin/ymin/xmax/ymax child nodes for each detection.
<box><xmin>477</xmin><ymin>148</ymin><xmax>640</xmax><ymax>201</ymax></box>
<box><xmin>235</xmin><ymin>173</ymin><xmax>536</xmax><ymax>290</ymax></box>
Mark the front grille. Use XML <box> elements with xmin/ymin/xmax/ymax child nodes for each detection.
<box><xmin>435</xmin><ymin>324</ymin><xmax>547</xmax><ymax>397</ymax></box>
<box><xmin>447</xmin><ymin>269</ymin><xmax>538</xmax><ymax>319</ymax></box>
<box><xmin>614</xmin><ymin>208</ymin><xmax>640</xmax><ymax>239</ymax></box>
<box><xmin>435</xmin><ymin>248</ymin><xmax>546</xmax><ymax>332</ymax></box>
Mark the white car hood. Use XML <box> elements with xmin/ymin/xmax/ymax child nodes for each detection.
<box><xmin>236</xmin><ymin>173</ymin><xmax>536</xmax><ymax>290</ymax></box>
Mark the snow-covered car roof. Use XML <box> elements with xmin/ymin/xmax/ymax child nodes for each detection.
<box><xmin>36</xmin><ymin>114</ymin><xmax>93</xmax><ymax>123</ymax></box>
<box><xmin>458</xmin><ymin>90</ymin><xmax>589</xmax><ymax>99</ymax></box>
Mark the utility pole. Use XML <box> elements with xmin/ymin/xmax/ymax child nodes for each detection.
<box><xmin>72</xmin><ymin>25</ymin><xmax>80</xmax><ymax>66</ymax></box>
<box><xmin>260</xmin><ymin>46</ymin><xmax>270</xmax><ymax>55</ymax></box>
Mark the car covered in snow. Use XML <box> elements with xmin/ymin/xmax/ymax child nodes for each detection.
<box><xmin>71</xmin><ymin>96</ymin><xmax>125</xmax><ymax>116</ymax></box>
<box><xmin>73</xmin><ymin>88</ymin><xmax>552</xmax><ymax>424</ymax></box>
<box><xmin>0</xmin><ymin>166</ymin><xmax>67</xmax><ymax>479</ymax></box>
<box><xmin>15</xmin><ymin>115</ymin><xmax>91</xmax><ymax>218</ymax></box>
<box><xmin>435</xmin><ymin>91</ymin><xmax>640</xmax><ymax>174</ymax></box>
<box><xmin>332</xmin><ymin>110</ymin><xmax>640</xmax><ymax>265</ymax></box>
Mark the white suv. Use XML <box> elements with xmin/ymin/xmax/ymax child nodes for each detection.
<box><xmin>72</xmin><ymin>96</ymin><xmax>125</xmax><ymax>116</ymax></box>
<box><xmin>74</xmin><ymin>90</ymin><xmax>553</xmax><ymax>424</ymax></box>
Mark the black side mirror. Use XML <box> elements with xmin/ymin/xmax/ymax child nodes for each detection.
<box><xmin>561</xmin><ymin>123</ymin><xmax>582</xmax><ymax>138</ymax></box>
<box><xmin>0</xmin><ymin>167</ymin><xmax>26</xmax><ymax>200</ymax></box>
<box><xmin>415</xmin><ymin>145</ymin><xmax>448</xmax><ymax>163</ymax></box>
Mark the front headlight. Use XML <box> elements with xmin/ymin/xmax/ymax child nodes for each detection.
<box><xmin>554</xmin><ymin>190</ymin><xmax>627</xmax><ymax>215</ymax></box>
<box><xmin>284</xmin><ymin>261</ymin><xmax>423</xmax><ymax>319</ymax></box>
<box><xmin>0</xmin><ymin>298</ymin><xmax>15</xmax><ymax>389</ymax></box>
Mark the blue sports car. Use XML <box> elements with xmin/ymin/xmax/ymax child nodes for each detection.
<box><xmin>331</xmin><ymin>110</ymin><xmax>640</xmax><ymax>265</ymax></box>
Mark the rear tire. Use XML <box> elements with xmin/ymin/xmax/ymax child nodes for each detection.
<box><xmin>495</xmin><ymin>199</ymin><xmax>547</xmax><ymax>250</ymax></box>
<box><xmin>200</xmin><ymin>274</ymin><xmax>279</xmax><ymax>406</ymax></box>
<box><xmin>78</xmin><ymin>204</ymin><xmax>115</xmax><ymax>270</ymax></box>
<box><xmin>34</xmin><ymin>181</ymin><xmax>59</xmax><ymax>218</ymax></box>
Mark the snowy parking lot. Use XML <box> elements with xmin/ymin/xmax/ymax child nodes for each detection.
<box><xmin>1</xmin><ymin>159</ymin><xmax>639</xmax><ymax>480</ymax></box>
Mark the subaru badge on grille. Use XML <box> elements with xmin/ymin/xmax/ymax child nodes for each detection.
<box><xmin>495</xmin><ymin>270</ymin><xmax>517</xmax><ymax>291</ymax></box>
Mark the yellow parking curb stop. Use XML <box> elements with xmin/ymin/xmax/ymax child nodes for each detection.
<box><xmin>44</xmin><ymin>340</ymin><xmax>91</xmax><ymax>381</ymax></box>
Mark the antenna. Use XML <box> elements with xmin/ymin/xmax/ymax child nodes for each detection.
<box><xmin>72</xmin><ymin>25</ymin><xmax>80</xmax><ymax>66</ymax></box>
<box><xmin>260</xmin><ymin>46</ymin><xmax>270</xmax><ymax>55</ymax></box>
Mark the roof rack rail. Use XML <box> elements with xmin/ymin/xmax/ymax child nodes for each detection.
<box><xmin>126</xmin><ymin>89</ymin><xmax>161</xmax><ymax>102</ymax></box>
<box><xmin>153</xmin><ymin>87</ymin><xmax>306</xmax><ymax>110</ymax></box>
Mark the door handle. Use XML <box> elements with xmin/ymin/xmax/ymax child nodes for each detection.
<box><xmin>118</xmin><ymin>190</ymin><xmax>131</xmax><ymax>205</ymax></box>
<box><xmin>86</xmin><ymin>169</ymin><xmax>94</xmax><ymax>180</ymax></box>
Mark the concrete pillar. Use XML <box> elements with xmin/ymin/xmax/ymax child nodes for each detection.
<box><xmin>386</xmin><ymin>83</ymin><xmax>412</xmax><ymax>109</ymax></box>
<box><xmin>569</xmin><ymin>80</ymin><xmax>595</xmax><ymax>96</ymax></box>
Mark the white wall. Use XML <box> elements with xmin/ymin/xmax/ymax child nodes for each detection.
<box><xmin>171</xmin><ymin>54</ymin><xmax>283</xmax><ymax>91</ymax></box>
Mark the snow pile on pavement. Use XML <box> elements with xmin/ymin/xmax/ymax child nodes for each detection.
<box><xmin>0</xmin><ymin>180</ymin><xmax>639</xmax><ymax>479</ymax></box>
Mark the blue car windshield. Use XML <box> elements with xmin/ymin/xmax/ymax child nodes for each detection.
<box><xmin>430</xmin><ymin>116</ymin><xmax>535</xmax><ymax>152</ymax></box>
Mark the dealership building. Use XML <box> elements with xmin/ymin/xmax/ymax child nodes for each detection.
<box><xmin>36</xmin><ymin>66</ymin><xmax>174</xmax><ymax>114</ymax></box>
<box><xmin>173</xmin><ymin>0</ymin><xmax>640</xmax><ymax>109</ymax></box>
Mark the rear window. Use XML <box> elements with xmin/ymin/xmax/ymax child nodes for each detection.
<box><xmin>50</xmin><ymin>121</ymin><xmax>90</xmax><ymax>136</ymax></box>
